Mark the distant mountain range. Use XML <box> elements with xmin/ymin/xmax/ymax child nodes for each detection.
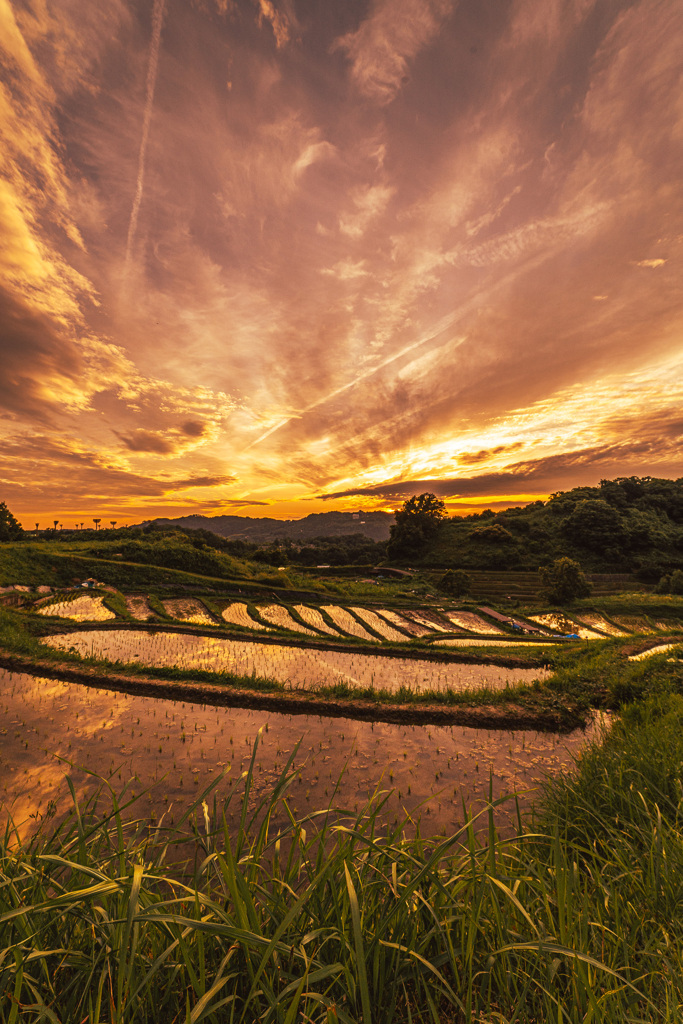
<box><xmin>143</xmin><ymin>511</ymin><xmax>394</xmax><ymax>544</ymax></box>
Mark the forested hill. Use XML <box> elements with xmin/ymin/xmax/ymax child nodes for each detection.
<box><xmin>407</xmin><ymin>477</ymin><xmax>683</xmax><ymax>576</ymax></box>
<box><xmin>143</xmin><ymin>510</ymin><xmax>393</xmax><ymax>543</ymax></box>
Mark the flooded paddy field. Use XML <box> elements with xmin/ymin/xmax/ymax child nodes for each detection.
<box><xmin>0</xmin><ymin>669</ymin><xmax>601</xmax><ymax>841</ymax></box>
<box><xmin>44</xmin><ymin>629</ymin><xmax>550</xmax><ymax>695</ymax></box>
<box><xmin>443</xmin><ymin>611</ymin><xmax>503</xmax><ymax>633</ymax></box>
<box><xmin>529</xmin><ymin>613</ymin><xmax>604</xmax><ymax>639</ymax></box>
<box><xmin>257</xmin><ymin>604</ymin><xmax>318</xmax><ymax>635</ymax></box>
<box><xmin>433</xmin><ymin>638</ymin><xmax>556</xmax><ymax>649</ymax></box>
<box><xmin>221</xmin><ymin>601</ymin><xmax>270</xmax><ymax>629</ymax></box>
<box><xmin>125</xmin><ymin>595</ymin><xmax>154</xmax><ymax>620</ymax></box>
<box><xmin>349</xmin><ymin>607</ymin><xmax>409</xmax><ymax>641</ymax></box>
<box><xmin>573</xmin><ymin>613</ymin><xmax>628</xmax><ymax>637</ymax></box>
<box><xmin>37</xmin><ymin>594</ymin><xmax>116</xmax><ymax>622</ymax></box>
<box><xmin>162</xmin><ymin>598</ymin><xmax>216</xmax><ymax>625</ymax></box>
<box><xmin>321</xmin><ymin>606</ymin><xmax>376</xmax><ymax>640</ymax></box>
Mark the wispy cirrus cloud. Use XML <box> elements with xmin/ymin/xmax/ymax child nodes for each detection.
<box><xmin>334</xmin><ymin>0</ymin><xmax>454</xmax><ymax>104</ymax></box>
<box><xmin>0</xmin><ymin>0</ymin><xmax>681</xmax><ymax>523</ymax></box>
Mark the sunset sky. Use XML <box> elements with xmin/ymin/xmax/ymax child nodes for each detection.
<box><xmin>1</xmin><ymin>0</ymin><xmax>682</xmax><ymax>527</ymax></box>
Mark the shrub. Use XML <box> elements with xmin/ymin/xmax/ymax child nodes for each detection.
<box><xmin>539</xmin><ymin>556</ymin><xmax>591</xmax><ymax>603</ymax></box>
<box><xmin>438</xmin><ymin>568</ymin><xmax>471</xmax><ymax>597</ymax></box>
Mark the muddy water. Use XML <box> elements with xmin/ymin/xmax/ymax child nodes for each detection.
<box><xmin>44</xmin><ymin>629</ymin><xmax>550</xmax><ymax>695</ymax></box>
<box><xmin>0</xmin><ymin>669</ymin><xmax>602</xmax><ymax>841</ymax></box>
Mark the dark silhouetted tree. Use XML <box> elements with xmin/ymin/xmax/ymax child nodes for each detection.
<box><xmin>0</xmin><ymin>502</ymin><xmax>23</xmax><ymax>542</ymax></box>
<box><xmin>387</xmin><ymin>493</ymin><xmax>447</xmax><ymax>559</ymax></box>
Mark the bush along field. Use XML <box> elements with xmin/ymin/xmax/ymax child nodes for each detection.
<box><xmin>2</xmin><ymin>691</ymin><xmax>683</xmax><ymax>1023</ymax></box>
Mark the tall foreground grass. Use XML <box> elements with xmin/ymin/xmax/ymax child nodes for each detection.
<box><xmin>2</xmin><ymin>699</ymin><xmax>683</xmax><ymax>1023</ymax></box>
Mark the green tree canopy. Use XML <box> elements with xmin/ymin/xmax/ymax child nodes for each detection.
<box><xmin>0</xmin><ymin>502</ymin><xmax>23</xmax><ymax>542</ymax></box>
<box><xmin>561</xmin><ymin>499</ymin><xmax>623</xmax><ymax>551</ymax></box>
<box><xmin>539</xmin><ymin>557</ymin><xmax>592</xmax><ymax>604</ymax></box>
<box><xmin>387</xmin><ymin>493</ymin><xmax>447</xmax><ymax>559</ymax></box>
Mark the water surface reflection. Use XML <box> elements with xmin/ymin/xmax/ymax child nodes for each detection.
<box><xmin>0</xmin><ymin>669</ymin><xmax>602</xmax><ymax>840</ymax></box>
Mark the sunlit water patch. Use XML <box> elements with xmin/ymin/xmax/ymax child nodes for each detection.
<box><xmin>434</xmin><ymin>638</ymin><xmax>554</xmax><ymax>648</ymax></box>
<box><xmin>37</xmin><ymin>595</ymin><xmax>116</xmax><ymax>622</ymax></box>
<box><xmin>402</xmin><ymin>611</ymin><xmax>452</xmax><ymax>633</ymax></box>
<box><xmin>529</xmin><ymin>614</ymin><xmax>603</xmax><ymax>640</ymax></box>
<box><xmin>572</xmin><ymin>613</ymin><xmax>628</xmax><ymax>637</ymax></box>
<box><xmin>257</xmin><ymin>605</ymin><xmax>318</xmax><ymax>635</ymax></box>
<box><xmin>378</xmin><ymin>609</ymin><xmax>432</xmax><ymax>637</ymax></box>
<box><xmin>294</xmin><ymin>605</ymin><xmax>341</xmax><ymax>636</ymax></box>
<box><xmin>443</xmin><ymin>611</ymin><xmax>503</xmax><ymax>634</ymax></box>
<box><xmin>221</xmin><ymin>602</ymin><xmax>270</xmax><ymax>630</ymax></box>
<box><xmin>0</xmin><ymin>669</ymin><xmax>602</xmax><ymax>841</ymax></box>
<box><xmin>349</xmin><ymin>607</ymin><xmax>407</xmax><ymax>642</ymax></box>
<box><xmin>43</xmin><ymin>630</ymin><xmax>550</xmax><ymax>695</ymax></box>
<box><xmin>628</xmin><ymin>643</ymin><xmax>680</xmax><ymax>661</ymax></box>
<box><xmin>321</xmin><ymin>606</ymin><xmax>376</xmax><ymax>640</ymax></box>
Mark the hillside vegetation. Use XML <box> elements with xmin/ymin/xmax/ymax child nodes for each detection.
<box><xmin>406</xmin><ymin>476</ymin><xmax>683</xmax><ymax>576</ymax></box>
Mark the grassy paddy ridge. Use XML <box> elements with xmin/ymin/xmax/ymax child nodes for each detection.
<box><xmin>2</xmin><ymin>694</ymin><xmax>683</xmax><ymax>1022</ymax></box>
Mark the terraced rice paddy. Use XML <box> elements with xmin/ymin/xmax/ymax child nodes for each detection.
<box><xmin>36</xmin><ymin>594</ymin><xmax>116</xmax><ymax>622</ymax></box>
<box><xmin>379</xmin><ymin>609</ymin><xmax>432</xmax><ymax>636</ymax></box>
<box><xmin>611</xmin><ymin>615</ymin><xmax>654</xmax><ymax>633</ymax></box>
<box><xmin>349</xmin><ymin>607</ymin><xmax>408</xmax><ymax>641</ymax></box>
<box><xmin>573</xmin><ymin>613</ymin><xmax>628</xmax><ymax>637</ymax></box>
<box><xmin>294</xmin><ymin>605</ymin><xmax>341</xmax><ymax>635</ymax></box>
<box><xmin>443</xmin><ymin>611</ymin><xmax>503</xmax><ymax>633</ymax></box>
<box><xmin>43</xmin><ymin>629</ymin><xmax>549</xmax><ymax>695</ymax></box>
<box><xmin>321</xmin><ymin>606</ymin><xmax>376</xmax><ymax>640</ymax></box>
<box><xmin>125</xmin><ymin>595</ymin><xmax>154</xmax><ymax>620</ymax></box>
<box><xmin>162</xmin><ymin>598</ymin><xmax>216</xmax><ymax>626</ymax></box>
<box><xmin>528</xmin><ymin>613</ymin><xmax>603</xmax><ymax>640</ymax></box>
<box><xmin>434</xmin><ymin>638</ymin><xmax>554</xmax><ymax>648</ymax></box>
<box><xmin>402</xmin><ymin>611</ymin><xmax>452</xmax><ymax>633</ymax></box>
<box><xmin>628</xmin><ymin>643</ymin><xmax>680</xmax><ymax>661</ymax></box>
<box><xmin>257</xmin><ymin>604</ymin><xmax>318</xmax><ymax>635</ymax></box>
<box><xmin>0</xmin><ymin>668</ymin><xmax>599</xmax><ymax>840</ymax></box>
<box><xmin>221</xmin><ymin>602</ymin><xmax>270</xmax><ymax>630</ymax></box>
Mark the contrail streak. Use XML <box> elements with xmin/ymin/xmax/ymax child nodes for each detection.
<box><xmin>123</xmin><ymin>0</ymin><xmax>166</xmax><ymax>275</ymax></box>
<box><xmin>244</xmin><ymin>309</ymin><xmax>468</xmax><ymax>451</ymax></box>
